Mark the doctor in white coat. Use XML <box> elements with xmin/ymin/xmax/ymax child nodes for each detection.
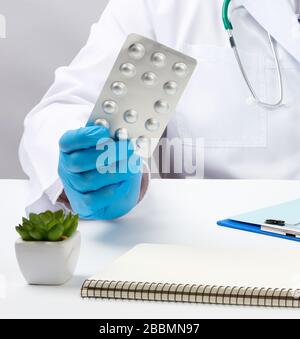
<box><xmin>19</xmin><ymin>0</ymin><xmax>300</xmax><ymax>219</ymax></box>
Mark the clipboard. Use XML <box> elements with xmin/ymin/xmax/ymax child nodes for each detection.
<box><xmin>217</xmin><ymin>199</ymin><xmax>300</xmax><ymax>243</ymax></box>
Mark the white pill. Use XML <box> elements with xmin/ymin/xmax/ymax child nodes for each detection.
<box><xmin>145</xmin><ymin>118</ymin><xmax>160</xmax><ymax>132</ymax></box>
<box><xmin>154</xmin><ymin>100</ymin><xmax>170</xmax><ymax>114</ymax></box>
<box><xmin>136</xmin><ymin>136</ymin><xmax>150</xmax><ymax>149</ymax></box>
<box><xmin>103</xmin><ymin>100</ymin><xmax>118</xmax><ymax>114</ymax></box>
<box><xmin>124</xmin><ymin>110</ymin><xmax>138</xmax><ymax>124</ymax></box>
<box><xmin>173</xmin><ymin>62</ymin><xmax>188</xmax><ymax>77</ymax></box>
<box><xmin>120</xmin><ymin>63</ymin><xmax>136</xmax><ymax>78</ymax></box>
<box><xmin>95</xmin><ymin>119</ymin><xmax>110</xmax><ymax>129</ymax></box>
<box><xmin>128</xmin><ymin>43</ymin><xmax>146</xmax><ymax>60</ymax></box>
<box><xmin>111</xmin><ymin>82</ymin><xmax>127</xmax><ymax>96</ymax></box>
<box><xmin>115</xmin><ymin>128</ymin><xmax>129</xmax><ymax>141</ymax></box>
<box><xmin>164</xmin><ymin>81</ymin><xmax>178</xmax><ymax>95</ymax></box>
<box><xmin>151</xmin><ymin>52</ymin><xmax>166</xmax><ymax>68</ymax></box>
<box><xmin>142</xmin><ymin>72</ymin><xmax>158</xmax><ymax>87</ymax></box>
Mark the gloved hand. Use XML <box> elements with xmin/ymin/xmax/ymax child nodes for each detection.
<box><xmin>58</xmin><ymin>126</ymin><xmax>142</xmax><ymax>220</ymax></box>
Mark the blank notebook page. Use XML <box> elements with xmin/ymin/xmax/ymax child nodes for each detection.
<box><xmin>91</xmin><ymin>244</ymin><xmax>300</xmax><ymax>289</ymax></box>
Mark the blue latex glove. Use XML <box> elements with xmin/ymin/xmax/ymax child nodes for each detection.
<box><xmin>58</xmin><ymin>126</ymin><xmax>142</xmax><ymax>220</ymax></box>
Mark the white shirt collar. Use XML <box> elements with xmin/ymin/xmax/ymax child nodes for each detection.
<box><xmin>235</xmin><ymin>0</ymin><xmax>300</xmax><ymax>63</ymax></box>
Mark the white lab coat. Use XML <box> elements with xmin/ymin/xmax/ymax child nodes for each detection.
<box><xmin>19</xmin><ymin>0</ymin><xmax>300</xmax><ymax>213</ymax></box>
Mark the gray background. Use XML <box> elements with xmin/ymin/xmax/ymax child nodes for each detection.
<box><xmin>0</xmin><ymin>0</ymin><xmax>109</xmax><ymax>179</ymax></box>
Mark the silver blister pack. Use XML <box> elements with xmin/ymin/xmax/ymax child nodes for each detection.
<box><xmin>87</xmin><ymin>33</ymin><xmax>197</xmax><ymax>158</ymax></box>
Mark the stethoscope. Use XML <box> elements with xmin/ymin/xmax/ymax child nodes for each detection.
<box><xmin>222</xmin><ymin>0</ymin><xmax>300</xmax><ymax>109</ymax></box>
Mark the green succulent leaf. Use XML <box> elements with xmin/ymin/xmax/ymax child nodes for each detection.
<box><xmin>22</xmin><ymin>217</ymin><xmax>30</xmax><ymax>224</ymax></box>
<box><xmin>54</xmin><ymin>210</ymin><xmax>64</xmax><ymax>223</ymax></box>
<box><xmin>47</xmin><ymin>224</ymin><xmax>64</xmax><ymax>242</ymax></box>
<box><xmin>63</xmin><ymin>213</ymin><xmax>73</xmax><ymax>232</ymax></box>
<box><xmin>22</xmin><ymin>222</ymin><xmax>34</xmax><ymax>232</ymax></box>
<box><xmin>46</xmin><ymin>219</ymin><xmax>59</xmax><ymax>232</ymax></box>
<box><xmin>29</xmin><ymin>228</ymin><xmax>46</xmax><ymax>241</ymax></box>
<box><xmin>29</xmin><ymin>213</ymin><xmax>41</xmax><ymax>225</ymax></box>
<box><xmin>16</xmin><ymin>226</ymin><xmax>33</xmax><ymax>241</ymax></box>
<box><xmin>65</xmin><ymin>215</ymin><xmax>79</xmax><ymax>237</ymax></box>
<box><xmin>39</xmin><ymin>211</ymin><xmax>52</xmax><ymax>225</ymax></box>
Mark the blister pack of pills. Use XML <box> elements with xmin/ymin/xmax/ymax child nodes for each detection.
<box><xmin>87</xmin><ymin>33</ymin><xmax>197</xmax><ymax>158</ymax></box>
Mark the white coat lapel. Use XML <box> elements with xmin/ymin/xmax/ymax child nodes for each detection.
<box><xmin>238</xmin><ymin>0</ymin><xmax>300</xmax><ymax>63</ymax></box>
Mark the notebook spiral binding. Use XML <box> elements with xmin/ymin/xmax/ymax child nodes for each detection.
<box><xmin>81</xmin><ymin>280</ymin><xmax>300</xmax><ymax>308</ymax></box>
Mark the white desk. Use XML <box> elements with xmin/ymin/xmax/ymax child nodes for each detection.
<box><xmin>1</xmin><ymin>179</ymin><xmax>300</xmax><ymax>319</ymax></box>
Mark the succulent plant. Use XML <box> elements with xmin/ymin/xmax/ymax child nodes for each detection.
<box><xmin>16</xmin><ymin>210</ymin><xmax>79</xmax><ymax>242</ymax></box>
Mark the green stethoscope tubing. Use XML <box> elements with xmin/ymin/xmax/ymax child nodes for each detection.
<box><xmin>222</xmin><ymin>0</ymin><xmax>233</xmax><ymax>30</ymax></box>
<box><xmin>222</xmin><ymin>0</ymin><xmax>284</xmax><ymax>109</ymax></box>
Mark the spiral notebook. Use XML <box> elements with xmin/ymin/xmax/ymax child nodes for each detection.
<box><xmin>81</xmin><ymin>244</ymin><xmax>300</xmax><ymax>308</ymax></box>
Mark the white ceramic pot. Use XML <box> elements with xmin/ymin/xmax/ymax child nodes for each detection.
<box><xmin>15</xmin><ymin>231</ymin><xmax>81</xmax><ymax>285</ymax></box>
